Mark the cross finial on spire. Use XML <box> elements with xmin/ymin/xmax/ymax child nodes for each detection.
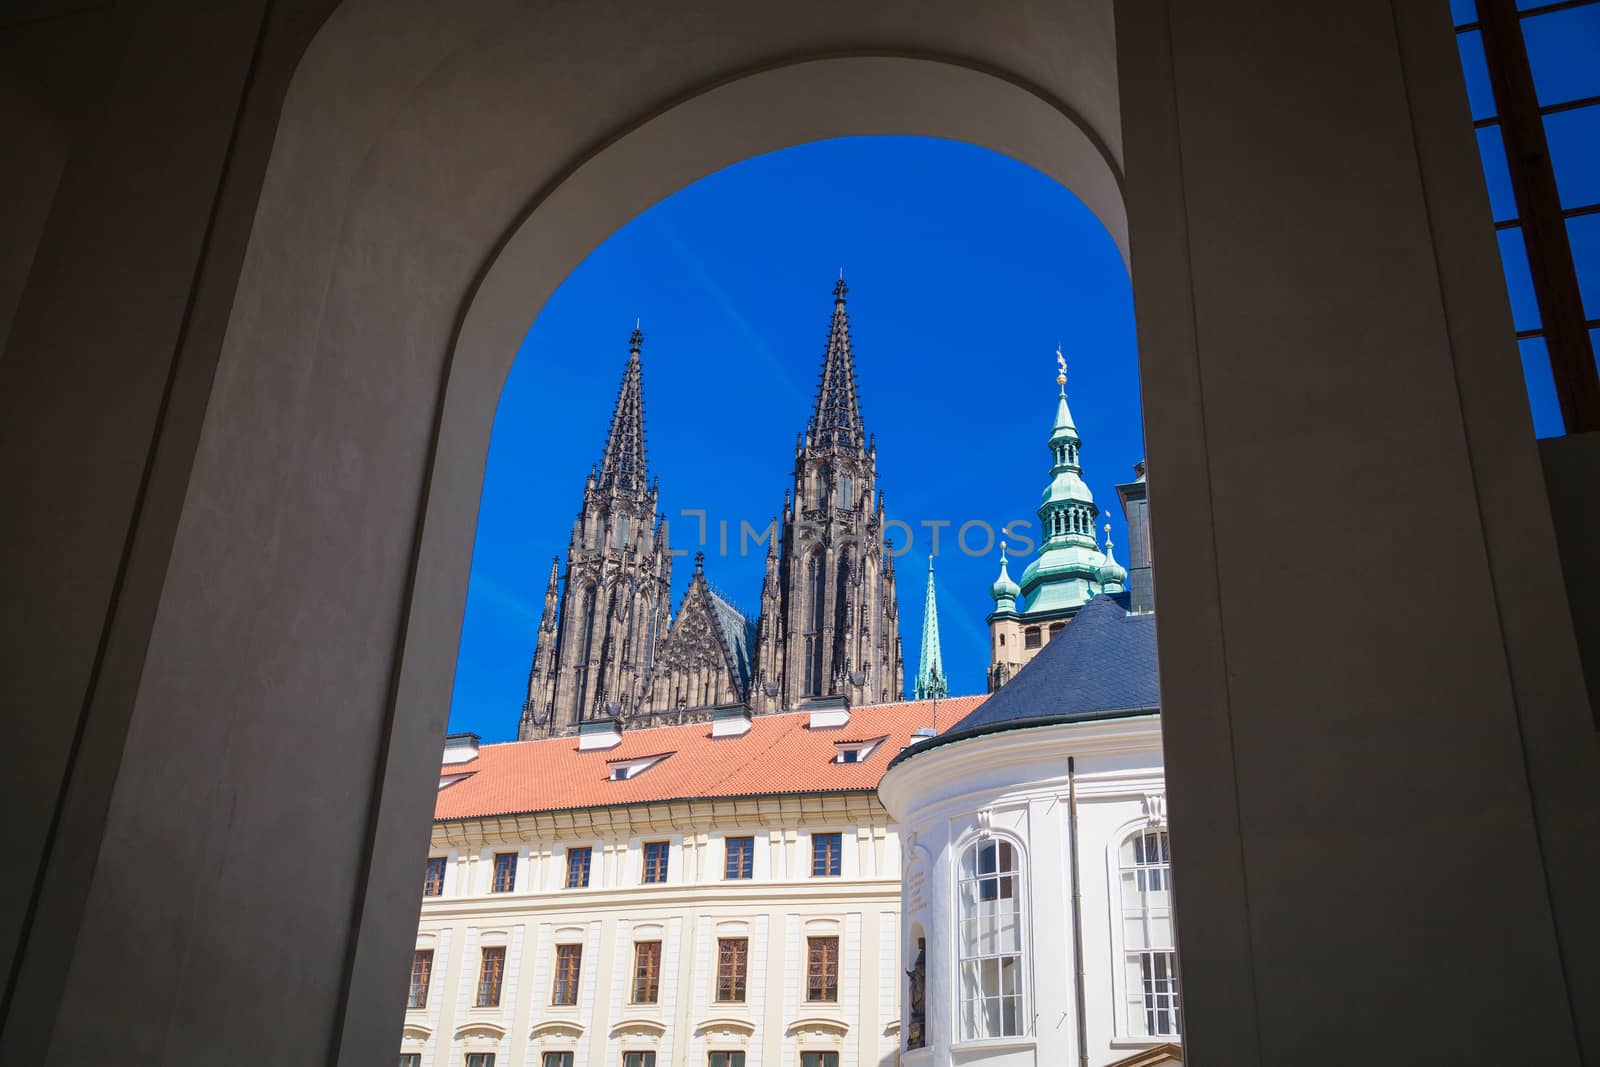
<box><xmin>834</xmin><ymin>274</ymin><xmax>848</xmax><ymax>303</ymax></box>
<box><xmin>629</xmin><ymin>321</ymin><xmax>643</xmax><ymax>356</ymax></box>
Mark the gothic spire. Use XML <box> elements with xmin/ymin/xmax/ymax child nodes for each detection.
<box><xmin>914</xmin><ymin>555</ymin><xmax>948</xmax><ymax>700</ymax></box>
<box><xmin>807</xmin><ymin>277</ymin><xmax>865</xmax><ymax>450</ymax></box>
<box><xmin>596</xmin><ymin>326</ymin><xmax>648</xmax><ymax>494</ymax></box>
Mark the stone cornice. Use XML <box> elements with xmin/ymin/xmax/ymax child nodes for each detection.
<box><xmin>433</xmin><ymin>790</ymin><xmax>889</xmax><ymax>850</ymax></box>
<box><xmin>417</xmin><ymin>877</ymin><xmax>900</xmax><ymax>921</ymax></box>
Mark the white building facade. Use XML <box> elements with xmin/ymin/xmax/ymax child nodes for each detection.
<box><xmin>877</xmin><ymin>595</ymin><xmax>1180</xmax><ymax>1067</ymax></box>
<box><xmin>401</xmin><ymin>698</ymin><xmax>985</xmax><ymax>1067</ymax></box>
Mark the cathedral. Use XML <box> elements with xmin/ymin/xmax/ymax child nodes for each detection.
<box><xmin>520</xmin><ymin>280</ymin><xmax>905</xmax><ymax>739</ymax></box>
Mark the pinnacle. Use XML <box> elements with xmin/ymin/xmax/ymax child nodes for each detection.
<box><xmin>596</xmin><ymin>327</ymin><xmax>649</xmax><ymax>495</ymax></box>
<box><xmin>807</xmin><ymin>279</ymin><xmax>865</xmax><ymax>451</ymax></box>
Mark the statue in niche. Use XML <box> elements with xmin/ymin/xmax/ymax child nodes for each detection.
<box><xmin>906</xmin><ymin>936</ymin><xmax>927</xmax><ymax>1049</ymax></box>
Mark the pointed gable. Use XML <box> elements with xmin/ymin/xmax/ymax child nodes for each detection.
<box><xmin>645</xmin><ymin>556</ymin><xmax>756</xmax><ymax>712</ymax></box>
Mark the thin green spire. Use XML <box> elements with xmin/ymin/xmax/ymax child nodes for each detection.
<box><xmin>915</xmin><ymin>555</ymin><xmax>948</xmax><ymax>700</ymax></box>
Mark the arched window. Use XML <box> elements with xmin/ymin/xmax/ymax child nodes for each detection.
<box><xmin>839</xmin><ymin>473</ymin><xmax>852</xmax><ymax>508</ymax></box>
<box><xmin>1119</xmin><ymin>829</ymin><xmax>1180</xmax><ymax>1037</ymax></box>
<box><xmin>958</xmin><ymin>837</ymin><xmax>1025</xmax><ymax>1039</ymax></box>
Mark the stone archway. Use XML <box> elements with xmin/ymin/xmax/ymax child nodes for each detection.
<box><xmin>1</xmin><ymin>3</ymin><xmax>1592</xmax><ymax>1065</ymax></box>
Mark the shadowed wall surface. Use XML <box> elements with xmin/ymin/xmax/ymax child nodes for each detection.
<box><xmin>0</xmin><ymin>1</ymin><xmax>1593</xmax><ymax>1065</ymax></box>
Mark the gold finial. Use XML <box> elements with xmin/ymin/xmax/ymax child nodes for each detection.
<box><xmin>1055</xmin><ymin>344</ymin><xmax>1067</xmax><ymax>391</ymax></box>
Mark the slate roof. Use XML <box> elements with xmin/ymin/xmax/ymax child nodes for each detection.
<box><xmin>889</xmin><ymin>593</ymin><xmax>1158</xmax><ymax>769</ymax></box>
<box><xmin>434</xmin><ymin>694</ymin><xmax>989</xmax><ymax>822</ymax></box>
<box><xmin>707</xmin><ymin>588</ymin><xmax>757</xmax><ymax>691</ymax></box>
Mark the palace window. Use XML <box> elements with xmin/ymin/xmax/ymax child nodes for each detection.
<box><xmin>491</xmin><ymin>852</ymin><xmax>517</xmax><ymax>893</ymax></box>
<box><xmin>407</xmin><ymin>949</ymin><xmax>433</xmax><ymax>1009</ymax></box>
<box><xmin>422</xmin><ymin>856</ymin><xmax>447</xmax><ymax>897</ymax></box>
<box><xmin>812</xmin><ymin>832</ymin><xmax>843</xmax><ymax>876</ymax></box>
<box><xmin>632</xmin><ymin>940</ymin><xmax>662</xmax><ymax>1003</ymax></box>
<box><xmin>716</xmin><ymin>937</ymin><xmax>749</xmax><ymax>1002</ymax></box>
<box><xmin>1121</xmin><ymin>829</ymin><xmax>1180</xmax><ymax>1036</ymax></box>
<box><xmin>725</xmin><ymin>836</ymin><xmax>755</xmax><ymax>879</ymax></box>
<box><xmin>476</xmin><ymin>946</ymin><xmax>506</xmax><ymax>1007</ymax></box>
<box><xmin>708</xmin><ymin>1053</ymin><xmax>746</xmax><ymax>1067</ymax></box>
<box><xmin>466</xmin><ymin>1056</ymin><xmax>495</xmax><ymax>1067</ymax></box>
<box><xmin>553</xmin><ymin>943</ymin><xmax>583</xmax><ymax>1006</ymax></box>
<box><xmin>1024</xmin><ymin>627</ymin><xmax>1041</xmax><ymax>650</ymax></box>
<box><xmin>806</xmin><ymin>936</ymin><xmax>840</xmax><ymax>1002</ymax></box>
<box><xmin>397</xmin><ymin>1055</ymin><xmax>420</xmax><ymax>1067</ymax></box>
<box><xmin>541</xmin><ymin>1055</ymin><xmax>573</xmax><ymax>1067</ymax></box>
<box><xmin>800</xmin><ymin>1054</ymin><xmax>839</xmax><ymax>1067</ymax></box>
<box><xmin>642</xmin><ymin>841</ymin><xmax>670</xmax><ymax>884</ymax></box>
<box><xmin>622</xmin><ymin>1054</ymin><xmax>656</xmax><ymax>1067</ymax></box>
<box><xmin>566</xmin><ymin>846</ymin><xmax>592</xmax><ymax>888</ymax></box>
<box><xmin>958</xmin><ymin>837</ymin><xmax>1025</xmax><ymax>1039</ymax></box>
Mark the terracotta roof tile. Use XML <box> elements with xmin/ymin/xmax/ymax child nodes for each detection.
<box><xmin>434</xmin><ymin>695</ymin><xmax>988</xmax><ymax>822</ymax></box>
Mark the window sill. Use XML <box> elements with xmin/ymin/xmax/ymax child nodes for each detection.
<box><xmin>950</xmin><ymin>1036</ymin><xmax>1035</xmax><ymax>1053</ymax></box>
<box><xmin>1110</xmin><ymin>1036</ymin><xmax>1181</xmax><ymax>1049</ymax></box>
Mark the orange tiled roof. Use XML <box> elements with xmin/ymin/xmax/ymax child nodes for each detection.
<box><xmin>434</xmin><ymin>695</ymin><xmax>988</xmax><ymax>822</ymax></box>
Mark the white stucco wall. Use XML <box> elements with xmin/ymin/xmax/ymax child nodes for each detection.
<box><xmin>878</xmin><ymin>715</ymin><xmax>1172</xmax><ymax>1067</ymax></box>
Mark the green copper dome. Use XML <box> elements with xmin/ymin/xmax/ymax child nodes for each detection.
<box><xmin>1017</xmin><ymin>374</ymin><xmax>1105</xmax><ymax>614</ymax></box>
<box><xmin>990</xmin><ymin>542</ymin><xmax>1021</xmax><ymax>611</ymax></box>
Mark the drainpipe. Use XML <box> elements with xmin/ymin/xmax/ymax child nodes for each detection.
<box><xmin>1067</xmin><ymin>756</ymin><xmax>1090</xmax><ymax>1067</ymax></box>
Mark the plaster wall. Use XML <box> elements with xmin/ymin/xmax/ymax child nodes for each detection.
<box><xmin>880</xmin><ymin>718</ymin><xmax>1169</xmax><ymax>1067</ymax></box>
<box><xmin>414</xmin><ymin>796</ymin><xmax>900</xmax><ymax>1067</ymax></box>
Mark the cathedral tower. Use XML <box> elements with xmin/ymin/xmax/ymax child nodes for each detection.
<box><xmin>987</xmin><ymin>351</ymin><xmax>1125</xmax><ymax>690</ymax></box>
<box><xmin>752</xmin><ymin>279</ymin><xmax>904</xmax><ymax>710</ymax></box>
<box><xmin>520</xmin><ymin>328</ymin><xmax>673</xmax><ymax>738</ymax></box>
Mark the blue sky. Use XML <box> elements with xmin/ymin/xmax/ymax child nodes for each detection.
<box><xmin>447</xmin><ymin>136</ymin><xmax>1145</xmax><ymax>740</ymax></box>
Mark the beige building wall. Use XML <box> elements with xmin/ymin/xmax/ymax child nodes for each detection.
<box><xmin>407</xmin><ymin>794</ymin><xmax>902</xmax><ymax>1067</ymax></box>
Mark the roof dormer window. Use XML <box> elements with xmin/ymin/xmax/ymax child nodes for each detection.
<box><xmin>833</xmin><ymin>736</ymin><xmax>887</xmax><ymax>764</ymax></box>
<box><xmin>608</xmin><ymin>752</ymin><xmax>672</xmax><ymax>781</ymax></box>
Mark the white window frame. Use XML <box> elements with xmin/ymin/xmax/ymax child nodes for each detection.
<box><xmin>1108</xmin><ymin>821</ymin><xmax>1181</xmax><ymax>1040</ymax></box>
<box><xmin>954</xmin><ymin>831</ymin><xmax>1029</xmax><ymax>1042</ymax></box>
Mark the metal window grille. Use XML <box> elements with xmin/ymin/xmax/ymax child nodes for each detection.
<box><xmin>407</xmin><ymin>950</ymin><xmax>432</xmax><ymax>1009</ymax></box>
<box><xmin>806</xmin><ymin>937</ymin><xmax>840</xmax><ymax>1002</ymax></box>
<box><xmin>552</xmin><ymin>943</ymin><xmax>582</xmax><ymax>1006</ymax></box>
<box><xmin>724</xmin><ymin>837</ymin><xmax>755</xmax><ymax>879</ymax></box>
<box><xmin>632</xmin><ymin>941</ymin><xmax>662</xmax><ymax>1003</ymax></box>
<box><xmin>475</xmin><ymin>946</ymin><xmax>505</xmax><ymax>1007</ymax></box>
<box><xmin>811</xmin><ymin>833</ymin><xmax>843</xmax><ymax>877</ymax></box>
<box><xmin>1120</xmin><ymin>829</ymin><xmax>1181</xmax><ymax>1036</ymax></box>
<box><xmin>491</xmin><ymin>852</ymin><xmax>517</xmax><ymax>893</ymax></box>
<box><xmin>565</xmin><ymin>847</ymin><xmax>592</xmax><ymax>889</ymax></box>
<box><xmin>642</xmin><ymin>841</ymin><xmax>670</xmax><ymax>884</ymax></box>
<box><xmin>422</xmin><ymin>857</ymin><xmax>446</xmax><ymax>897</ymax></box>
<box><xmin>716</xmin><ymin>938</ymin><xmax>749</xmax><ymax>1002</ymax></box>
<box><xmin>957</xmin><ymin>838</ymin><xmax>1025</xmax><ymax>1039</ymax></box>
